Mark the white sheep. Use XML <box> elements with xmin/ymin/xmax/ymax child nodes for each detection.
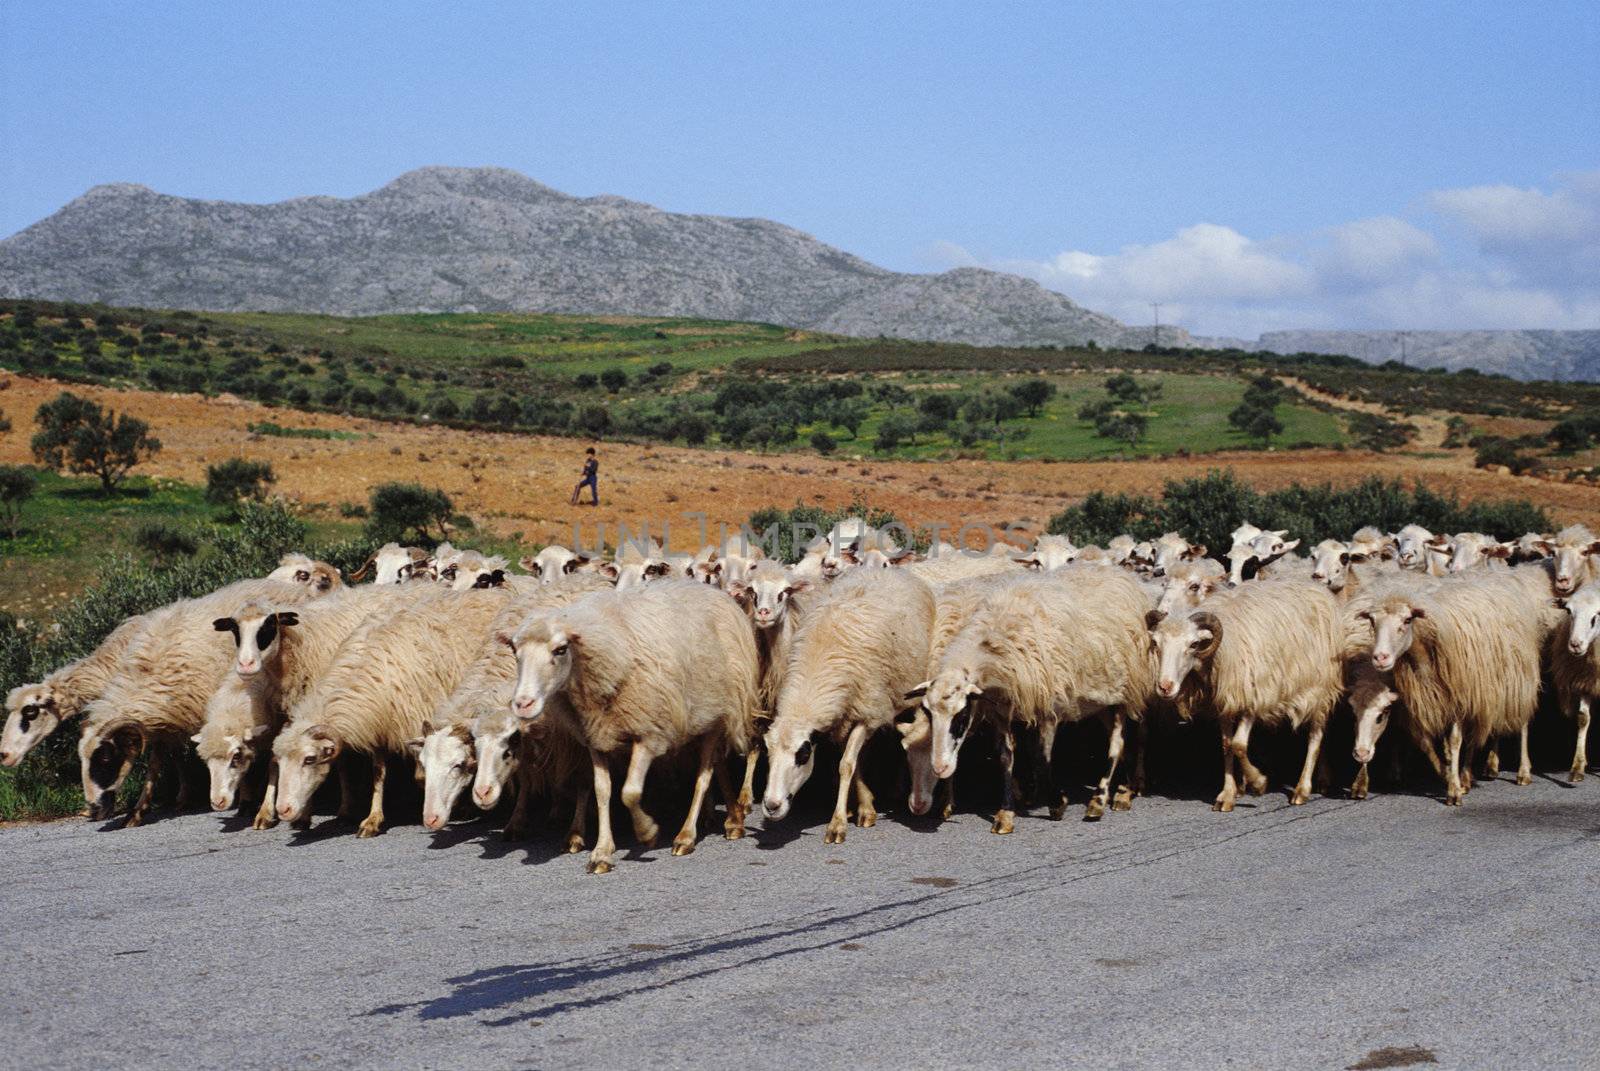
<box><xmin>272</xmin><ymin>586</ymin><xmax>515</xmax><ymax>836</ymax></box>
<box><xmin>1358</xmin><ymin>571</ymin><xmax>1558</xmax><ymax>804</ymax></box>
<box><xmin>1150</xmin><ymin>579</ymin><xmax>1362</xmax><ymax>811</ymax></box>
<box><xmin>1346</xmin><ymin>660</ymin><xmax>1401</xmax><ymax>801</ymax></box>
<box><xmin>519</xmin><ymin>545</ymin><xmax>595</xmax><ymax>584</ymax></box>
<box><xmin>1015</xmin><ymin>533</ymin><xmax>1079</xmax><ymax>571</ymax></box>
<box><xmin>1151</xmin><ymin>532</ymin><xmax>1206</xmax><ymax>578</ymax></box>
<box><xmin>1537</xmin><ymin>524</ymin><xmax>1600</xmax><ymax>596</ymax></box>
<box><xmin>914</xmin><ymin>568</ymin><xmax>1156</xmax><ymax>830</ymax></box>
<box><xmin>762</xmin><ymin>568</ymin><xmax>934</xmax><ymax>844</ymax></box>
<box><xmin>2</xmin><ymin>612</ymin><xmax>150</xmax><ymax>768</ymax></box>
<box><xmin>350</xmin><ymin>542</ymin><xmax>431</xmax><ymax>584</ymax></box>
<box><xmin>1154</xmin><ymin>558</ymin><xmax>1227</xmax><ymax>617</ymax></box>
<box><xmin>504</xmin><ymin>579</ymin><xmax>760</xmax><ymax>873</ymax></box>
<box><xmin>1549</xmin><ymin>580</ymin><xmax>1600</xmax><ymax>782</ymax></box>
<box><xmin>1446</xmin><ymin>532</ymin><xmax>1513</xmax><ymax>573</ymax></box>
<box><xmin>77</xmin><ymin>577</ymin><xmax>329</xmax><ymax>825</ymax></box>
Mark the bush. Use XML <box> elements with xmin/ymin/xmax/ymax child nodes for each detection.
<box><xmin>600</xmin><ymin>368</ymin><xmax>628</xmax><ymax>394</ymax></box>
<box><xmin>810</xmin><ymin>430</ymin><xmax>837</xmax><ymax>455</ymax></box>
<box><xmin>747</xmin><ymin>500</ymin><xmax>908</xmax><ymax>564</ymax></box>
<box><xmin>1008</xmin><ymin>378</ymin><xmax>1057</xmax><ymax>416</ymax></box>
<box><xmin>132</xmin><ymin>521</ymin><xmax>200</xmax><ymax>564</ymax></box>
<box><xmin>0</xmin><ymin>465</ymin><xmax>38</xmax><ymax>537</ymax></box>
<box><xmin>874</xmin><ymin>413</ymin><xmax>919</xmax><ymax>453</ymax></box>
<box><xmin>1346</xmin><ymin>411</ymin><xmax>1415</xmax><ymax>453</ymax></box>
<box><xmin>364</xmin><ymin>483</ymin><xmax>455</xmax><ymax>546</ymax></box>
<box><xmin>648</xmin><ymin>361</ymin><xmax>674</xmax><ymax>377</ymax></box>
<box><xmin>574</xmin><ymin>373</ymin><xmax>598</xmax><ymax>390</ymax></box>
<box><xmin>205</xmin><ymin>458</ymin><xmax>276</xmax><ymax>505</ymax></box>
<box><xmin>31</xmin><ymin>391</ymin><xmax>162</xmax><ymax>492</ymax></box>
<box><xmin>1474</xmin><ymin>437</ymin><xmax>1539</xmax><ymax>474</ymax></box>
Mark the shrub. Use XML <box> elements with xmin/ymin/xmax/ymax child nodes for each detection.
<box><xmin>30</xmin><ymin>392</ymin><xmax>161</xmax><ymax>492</ymax></box>
<box><xmin>574</xmin><ymin>373</ymin><xmax>598</xmax><ymax>390</ymax></box>
<box><xmin>1474</xmin><ymin>437</ymin><xmax>1538</xmax><ymax>474</ymax></box>
<box><xmin>600</xmin><ymin>368</ymin><xmax>628</xmax><ymax>394</ymax></box>
<box><xmin>810</xmin><ymin>430</ymin><xmax>837</xmax><ymax>455</ymax></box>
<box><xmin>364</xmin><ymin>483</ymin><xmax>456</xmax><ymax>546</ymax></box>
<box><xmin>1346</xmin><ymin>411</ymin><xmax>1415</xmax><ymax>452</ymax></box>
<box><xmin>1008</xmin><ymin>378</ymin><xmax>1057</xmax><ymax>416</ymax></box>
<box><xmin>675</xmin><ymin>414</ymin><xmax>711</xmax><ymax>446</ymax></box>
<box><xmin>132</xmin><ymin>520</ymin><xmax>200</xmax><ymax>564</ymax></box>
<box><xmin>205</xmin><ymin>458</ymin><xmax>276</xmax><ymax>505</ymax></box>
<box><xmin>0</xmin><ymin>465</ymin><xmax>38</xmax><ymax>537</ymax></box>
<box><xmin>648</xmin><ymin>361</ymin><xmax>674</xmax><ymax>377</ymax></box>
<box><xmin>747</xmin><ymin>500</ymin><xmax>908</xmax><ymax>563</ymax></box>
<box><xmin>578</xmin><ymin>405</ymin><xmax>612</xmax><ymax>437</ymax></box>
<box><xmin>874</xmin><ymin>413</ymin><xmax>919</xmax><ymax>453</ymax></box>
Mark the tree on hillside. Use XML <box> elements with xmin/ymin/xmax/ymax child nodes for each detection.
<box><xmin>0</xmin><ymin>465</ymin><xmax>38</xmax><ymax>538</ymax></box>
<box><xmin>31</xmin><ymin>391</ymin><xmax>161</xmax><ymax>493</ymax></box>
<box><xmin>1008</xmin><ymin>378</ymin><xmax>1057</xmax><ymax>417</ymax></box>
<box><xmin>1229</xmin><ymin>373</ymin><xmax>1286</xmax><ymax>446</ymax></box>
<box><xmin>206</xmin><ymin>458</ymin><xmax>276</xmax><ymax>506</ymax></box>
<box><xmin>364</xmin><ymin>482</ymin><xmax>456</xmax><ymax>546</ymax></box>
<box><xmin>600</xmin><ymin>368</ymin><xmax>628</xmax><ymax>394</ymax></box>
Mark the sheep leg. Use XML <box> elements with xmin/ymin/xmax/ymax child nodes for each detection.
<box><xmin>1039</xmin><ymin>718</ymin><xmax>1069</xmax><ymax>820</ymax></box>
<box><xmin>1214</xmin><ymin>715</ymin><xmax>1238</xmax><ymax>812</ymax></box>
<box><xmin>337</xmin><ymin>758</ymin><xmax>358</xmax><ymax>820</ymax></box>
<box><xmin>620</xmin><ymin>741</ymin><xmax>661</xmax><ymax>848</ymax></box>
<box><xmin>252</xmin><ymin>759</ymin><xmax>282</xmax><ymax>830</ymax></box>
<box><xmin>992</xmin><ymin>726</ymin><xmax>1018</xmax><ymax>835</ymax></box>
<box><xmin>672</xmin><ymin>736</ymin><xmax>720</xmax><ymax>857</ymax></box>
<box><xmin>588</xmin><ymin>750</ymin><xmax>617</xmax><ymax>873</ymax></box>
<box><xmin>938</xmin><ymin>776</ymin><xmax>956</xmax><ymax>820</ymax></box>
<box><xmin>853</xmin><ymin>774</ymin><xmax>877</xmax><ymax>828</ymax></box>
<box><xmin>173</xmin><ymin>753</ymin><xmax>195</xmax><ymax>811</ymax></box>
<box><xmin>1349</xmin><ymin>762</ymin><xmax>1370</xmax><ymax>801</ymax></box>
<box><xmin>1086</xmin><ymin>709</ymin><xmax>1126</xmax><ymax>821</ymax></box>
<box><xmin>1130</xmin><ymin>715</ymin><xmax>1148</xmax><ymax>798</ymax></box>
<box><xmin>1572</xmin><ymin>697</ymin><xmax>1591</xmax><ymax>782</ymax></box>
<box><xmin>1515</xmin><ymin>723</ymin><xmax>1533</xmax><ymax>786</ymax></box>
<box><xmin>1232</xmin><ymin>716</ymin><xmax>1268</xmax><ymax>796</ymax></box>
<box><xmin>1113</xmin><ymin>716</ymin><xmax>1140</xmax><ymax>811</ymax></box>
<box><xmin>1482</xmin><ymin>742</ymin><xmax>1499</xmax><ymax>779</ymax></box>
<box><xmin>1291</xmin><ymin>721</ymin><xmax>1324</xmax><ymax>806</ymax></box>
<box><xmin>737</xmin><ymin>749</ymin><xmax>759</xmax><ymax>816</ymax></box>
<box><xmin>715</xmin><ymin>760</ymin><xmax>746</xmax><ymax>840</ymax></box>
<box><xmin>565</xmin><ymin>780</ymin><xmax>591</xmax><ymax>854</ymax></box>
<box><xmin>125</xmin><ymin>746</ymin><xmax>162</xmax><ymax>828</ymax></box>
<box><xmin>1029</xmin><ymin>721</ymin><xmax>1057</xmax><ymax>810</ymax></box>
<box><xmin>824</xmin><ymin>723</ymin><xmax>869</xmax><ymax>844</ymax></box>
<box><xmin>356</xmin><ymin>755</ymin><xmax>387</xmax><ymax>837</ymax></box>
<box><xmin>1444</xmin><ymin>723</ymin><xmax>1465</xmax><ymax>806</ymax></box>
<box><xmin>502</xmin><ymin>765</ymin><xmax>536</xmax><ymax>841</ymax></box>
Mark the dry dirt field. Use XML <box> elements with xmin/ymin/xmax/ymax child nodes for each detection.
<box><xmin>5</xmin><ymin>373</ymin><xmax>1600</xmax><ymax>545</ymax></box>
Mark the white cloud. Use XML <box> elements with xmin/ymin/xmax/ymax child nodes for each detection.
<box><xmin>934</xmin><ymin>169</ymin><xmax>1600</xmax><ymax>339</ymax></box>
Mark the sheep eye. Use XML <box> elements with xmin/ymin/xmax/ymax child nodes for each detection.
<box><xmin>794</xmin><ymin>741</ymin><xmax>814</xmax><ymax>766</ymax></box>
<box><xmin>551</xmin><ymin>643</ymin><xmax>569</xmax><ymax>657</ymax></box>
<box><xmin>302</xmin><ymin>756</ymin><xmax>315</xmax><ymax>766</ymax></box>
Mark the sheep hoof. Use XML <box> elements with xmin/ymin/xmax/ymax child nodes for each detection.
<box><xmin>1212</xmin><ymin>796</ymin><xmax>1235</xmax><ymax>813</ymax></box>
<box><xmin>1570</xmin><ymin>767</ymin><xmax>1586</xmax><ymax>783</ymax></box>
<box><xmin>824</xmin><ymin>820</ymin><xmax>848</xmax><ymax>844</ymax></box>
<box><xmin>1245</xmin><ymin>775</ymin><xmax>1268</xmax><ymax>797</ymax></box>
<box><xmin>990</xmin><ymin>811</ymin><xmax>1015</xmax><ymax>835</ymax></box>
<box><xmin>564</xmin><ymin>835</ymin><xmax>586</xmax><ymax>854</ymax></box>
<box><xmin>251</xmin><ymin>813</ymin><xmax>279</xmax><ymax>831</ymax></box>
<box><xmin>587</xmin><ymin>858</ymin><xmax>614</xmax><ymax>875</ymax></box>
<box><xmin>1048</xmin><ymin>801</ymin><xmax>1068</xmax><ymax>821</ymax></box>
<box><xmin>1083</xmin><ymin>797</ymin><xmax>1105</xmax><ymax>822</ymax></box>
<box><xmin>1515</xmin><ymin>771</ymin><xmax>1532</xmax><ymax>787</ymax></box>
<box><xmin>124</xmin><ymin>811</ymin><xmax>146</xmax><ymax>829</ymax></box>
<box><xmin>854</xmin><ymin>808</ymin><xmax>877</xmax><ymax>829</ymax></box>
<box><xmin>1112</xmin><ymin>787</ymin><xmax>1134</xmax><ymax>812</ymax></box>
<box><xmin>723</xmin><ymin>822</ymin><xmax>746</xmax><ymax>840</ymax></box>
<box><xmin>670</xmin><ymin>838</ymin><xmax>696</xmax><ymax>857</ymax></box>
<box><xmin>1445</xmin><ymin>792</ymin><xmax>1463</xmax><ymax>807</ymax></box>
<box><xmin>1349</xmin><ymin>787</ymin><xmax>1368</xmax><ymax>801</ymax></box>
<box><xmin>356</xmin><ymin>817</ymin><xmax>384</xmax><ymax>838</ymax></box>
<box><xmin>1484</xmin><ymin>753</ymin><xmax>1500</xmax><ymax>777</ymax></box>
<box><xmin>940</xmin><ymin>801</ymin><xmax>955</xmax><ymax>820</ymax></box>
<box><xmin>1289</xmin><ymin>789</ymin><xmax>1310</xmax><ymax>806</ymax></box>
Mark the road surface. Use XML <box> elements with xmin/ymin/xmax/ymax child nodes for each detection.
<box><xmin>4</xmin><ymin>775</ymin><xmax>1597</xmax><ymax>1070</ymax></box>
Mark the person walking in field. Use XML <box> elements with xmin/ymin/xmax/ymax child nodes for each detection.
<box><xmin>571</xmin><ymin>446</ymin><xmax>600</xmax><ymax>506</ymax></box>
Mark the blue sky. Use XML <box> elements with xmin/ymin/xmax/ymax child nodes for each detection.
<box><xmin>2</xmin><ymin>1</ymin><xmax>1596</xmax><ymax>336</ymax></box>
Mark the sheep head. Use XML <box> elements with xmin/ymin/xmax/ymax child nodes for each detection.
<box><xmin>2</xmin><ymin>683</ymin><xmax>61</xmax><ymax>767</ymax></box>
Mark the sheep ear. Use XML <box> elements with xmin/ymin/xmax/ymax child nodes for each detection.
<box><xmin>487</xmin><ymin>569</ymin><xmax>507</xmax><ymax>587</ymax></box>
<box><xmin>598</xmin><ymin>563</ymin><xmax>620</xmax><ymax>580</ymax></box>
<box><xmin>568</xmin><ymin>556</ymin><xmax>589</xmax><ymax>571</ymax></box>
<box><xmin>1187</xmin><ymin>544</ymin><xmax>1207</xmax><ymax>559</ymax></box>
<box><xmin>727</xmin><ymin>582</ymin><xmax>751</xmax><ymax>602</ymax></box>
<box><xmin>1272</xmin><ymin>530</ymin><xmax>1288</xmax><ymax>539</ymax></box>
<box><xmin>190</xmin><ymin>732</ymin><xmax>203</xmax><ymax>745</ymax></box>
<box><xmin>786</xmin><ymin>579</ymin><xmax>812</xmax><ymax>595</ymax></box>
<box><xmin>1144</xmin><ymin>609</ymin><xmax>1166</xmax><ymax>630</ymax></box>
<box><xmin>494</xmin><ymin>630</ymin><xmax>516</xmax><ymax>651</ymax></box>
<box><xmin>213</xmin><ymin>617</ymin><xmax>236</xmax><ymax>632</ymax></box>
<box><xmin>406</xmin><ymin>736</ymin><xmax>425</xmax><ymax>756</ymax></box>
<box><xmin>518</xmin><ymin>556</ymin><xmax>539</xmax><ymax>575</ymax></box>
<box><xmin>1281</xmin><ymin>539</ymin><xmax>1300</xmax><ymax>552</ymax></box>
<box><xmin>644</xmin><ymin>561</ymin><xmax>671</xmax><ymax>578</ymax></box>
<box><xmin>1489</xmin><ymin>543</ymin><xmax>1513</xmax><ymax>559</ymax></box>
<box><xmin>1585</xmin><ymin>541</ymin><xmax>1600</xmax><ymax>556</ymax></box>
<box><xmin>902</xmin><ymin>681</ymin><xmax>931</xmax><ymax>703</ymax></box>
<box><xmin>1017</xmin><ymin>556</ymin><xmax>1042</xmax><ymax>570</ymax></box>
<box><xmin>1410</xmin><ymin>606</ymin><xmax>1427</xmax><ymax>619</ymax></box>
<box><xmin>276</xmin><ymin>611</ymin><xmax>299</xmax><ymax>628</ymax></box>
<box><xmin>245</xmin><ymin>725</ymin><xmax>270</xmax><ymax>740</ymax></box>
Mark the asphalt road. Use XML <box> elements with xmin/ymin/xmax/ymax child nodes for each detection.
<box><xmin>4</xmin><ymin>773</ymin><xmax>1598</xmax><ymax>1071</ymax></box>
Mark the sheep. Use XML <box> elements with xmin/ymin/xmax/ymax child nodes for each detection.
<box><xmin>194</xmin><ymin>584</ymin><xmax>425</xmax><ymax>827</ymax></box>
<box><xmin>1151</xmin><ymin>532</ymin><xmax>1206</xmax><ymax>578</ymax></box>
<box><xmin>503</xmin><ymin>579</ymin><xmax>761</xmax><ymax>873</ymax></box>
<box><xmin>1349</xmin><ymin>526</ymin><xmax>1396</xmax><ymax>562</ymax></box>
<box><xmin>911</xmin><ymin>568</ymin><xmax>1156</xmax><ymax>830</ymax></box>
<box><xmin>1015</xmin><ymin>533</ymin><xmax>1079</xmax><ymax>571</ymax></box>
<box><xmin>77</xmin><ymin>577</ymin><xmax>329</xmax><ymax>825</ymax></box>
<box><xmin>1512</xmin><ymin>531</ymin><xmax>1554</xmax><ymax>565</ymax></box>
<box><xmin>762</xmin><ymin>568</ymin><xmax>934</xmax><ymax>844</ymax></box>
<box><xmin>1357</xmin><ymin>571</ymin><xmax>1558</xmax><ymax>804</ymax></box>
<box><xmin>266</xmin><ymin>552</ymin><xmax>343</xmax><ymax>594</ymax></box>
<box><xmin>1548</xmin><ymin>580</ymin><xmax>1600</xmax><ymax>782</ymax></box>
<box><xmin>437</xmin><ymin>550</ymin><xmax>509</xmax><ymax>591</ymax></box>
<box><xmin>2</xmin><ymin>612</ymin><xmax>151</xmax><ymax>768</ymax></box>
<box><xmin>901</xmin><ymin>551</ymin><xmax>1017</xmax><ymax>587</ymax></box>
<box><xmin>1154</xmin><ymin>558</ymin><xmax>1227</xmax><ymax>616</ymax></box>
<box><xmin>1149</xmin><ymin>579</ymin><xmax>1362</xmax><ymax>811</ymax></box>
<box><xmin>408</xmin><ymin>573</ymin><xmax>610</xmax><ymax>837</ymax></box>
<box><xmin>272</xmin><ymin>586</ymin><xmax>516</xmax><ymax>837</ymax></box>
<box><xmin>463</xmin><ymin>710</ymin><xmax>590</xmax><ymax>845</ymax></box>
<box><xmin>1230</xmin><ymin>530</ymin><xmax>1301</xmax><ymax>584</ymax></box>
<box><xmin>1107</xmin><ymin>534</ymin><xmax>1139</xmax><ymax>568</ymax></box>
<box><xmin>1224</xmin><ymin>524</ymin><xmax>1266</xmax><ymax>585</ymax></box>
<box><xmin>1446</xmin><ymin>532</ymin><xmax>1513</xmax><ymax>573</ymax></box>
<box><xmin>349</xmin><ymin>542</ymin><xmax>431</xmax><ymax>584</ymax></box>
<box><xmin>2</xmin><ymin>556</ymin><xmax>340</xmax><ymax>769</ymax></box>
<box><xmin>1308</xmin><ymin>536</ymin><xmax>1398</xmax><ymax>593</ymax></box>
<box><xmin>519</xmin><ymin>545</ymin><xmax>594</xmax><ymax>583</ymax></box>
<box><xmin>1346</xmin><ymin>661</ymin><xmax>1401</xmax><ymax>801</ymax></box>
<box><xmin>1536</xmin><ymin>524</ymin><xmax>1600</xmax><ymax>596</ymax></box>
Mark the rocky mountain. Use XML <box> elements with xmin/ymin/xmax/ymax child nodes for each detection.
<box><xmin>0</xmin><ymin>166</ymin><xmax>1174</xmax><ymax>351</ymax></box>
<box><xmin>1236</xmin><ymin>330</ymin><xmax>1600</xmax><ymax>383</ymax></box>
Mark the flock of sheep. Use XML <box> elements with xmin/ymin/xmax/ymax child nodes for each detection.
<box><xmin>4</xmin><ymin>516</ymin><xmax>1598</xmax><ymax>874</ymax></box>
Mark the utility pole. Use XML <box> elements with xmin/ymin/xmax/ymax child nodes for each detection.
<box><xmin>1398</xmin><ymin>330</ymin><xmax>1409</xmax><ymax>369</ymax></box>
<box><xmin>1150</xmin><ymin>303</ymin><xmax>1162</xmax><ymax>349</ymax></box>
